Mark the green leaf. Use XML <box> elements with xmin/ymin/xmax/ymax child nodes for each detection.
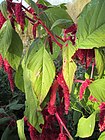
<box><xmin>51</xmin><ymin>19</ymin><xmax>73</xmax><ymax>30</ymax></box>
<box><xmin>0</xmin><ymin>20</ymin><xmax>12</xmax><ymax>56</ymax></box>
<box><xmin>76</xmin><ymin>0</ymin><xmax>105</xmax><ymax>49</ymax></box>
<box><xmin>6</xmin><ymin>30</ymin><xmax>23</xmax><ymax>70</ymax></box>
<box><xmin>98</xmin><ymin>131</ymin><xmax>105</xmax><ymax>140</ymax></box>
<box><xmin>0</xmin><ymin>108</ymin><xmax>6</xmax><ymax>114</ymax></box>
<box><xmin>27</xmin><ymin>46</ymin><xmax>55</xmax><ymax>104</ymax></box>
<box><xmin>25</xmin><ymin>0</ymin><xmax>39</xmax><ymax>14</ymax></box>
<box><xmin>0</xmin><ymin>117</ymin><xmax>11</xmax><ymax>125</ymax></box>
<box><xmin>15</xmin><ymin>65</ymin><xmax>25</xmax><ymax>92</ymax></box>
<box><xmin>45</xmin><ymin>7</ymin><xmax>72</xmax><ymax>28</ymax></box>
<box><xmin>76</xmin><ymin>112</ymin><xmax>96</xmax><ymax>138</ymax></box>
<box><xmin>1</xmin><ymin>125</ymin><xmax>18</xmax><ymax>140</ymax></box>
<box><xmin>73</xmin><ymin>111</ymin><xmax>81</xmax><ymax>125</ymax></box>
<box><xmin>62</xmin><ymin>42</ymin><xmax>77</xmax><ymax>92</ymax></box>
<box><xmin>7</xmin><ymin>100</ymin><xmax>24</xmax><ymax>110</ymax></box>
<box><xmin>23</xmin><ymin>68</ymin><xmax>44</xmax><ymax>133</ymax></box>
<box><xmin>95</xmin><ymin>49</ymin><xmax>105</xmax><ymax>78</ymax></box>
<box><xmin>88</xmin><ymin>79</ymin><xmax>105</xmax><ymax>102</ymax></box>
<box><xmin>0</xmin><ymin>1</ymin><xmax>8</xmax><ymax>18</ymax></box>
<box><xmin>17</xmin><ymin>118</ymin><xmax>26</xmax><ymax>140</ymax></box>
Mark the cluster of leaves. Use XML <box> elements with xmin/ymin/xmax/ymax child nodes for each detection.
<box><xmin>0</xmin><ymin>68</ymin><xmax>25</xmax><ymax>140</ymax></box>
<box><xmin>0</xmin><ymin>0</ymin><xmax>105</xmax><ymax>139</ymax></box>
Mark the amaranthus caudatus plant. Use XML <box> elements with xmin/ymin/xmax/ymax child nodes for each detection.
<box><xmin>1</xmin><ymin>0</ymin><xmax>105</xmax><ymax>139</ymax></box>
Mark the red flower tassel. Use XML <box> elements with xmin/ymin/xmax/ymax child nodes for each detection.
<box><xmin>79</xmin><ymin>79</ymin><xmax>91</xmax><ymax>100</ymax></box>
<box><xmin>48</xmin><ymin>79</ymin><xmax>58</xmax><ymax>115</ymax></box>
<box><xmin>57</xmin><ymin>133</ymin><xmax>67</xmax><ymax>140</ymax></box>
<box><xmin>3</xmin><ymin>59</ymin><xmax>14</xmax><ymax>92</ymax></box>
<box><xmin>0</xmin><ymin>54</ymin><xmax>3</xmax><ymax>68</ymax></box>
<box><xmin>57</xmin><ymin>72</ymin><xmax>70</xmax><ymax>115</ymax></box>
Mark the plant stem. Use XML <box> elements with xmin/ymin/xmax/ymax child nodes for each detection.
<box><xmin>55</xmin><ymin>112</ymin><xmax>74</xmax><ymax>140</ymax></box>
<box><xmin>90</xmin><ymin>61</ymin><xmax>95</xmax><ymax>79</ymax></box>
<box><xmin>23</xmin><ymin>5</ymin><xmax>63</xmax><ymax>48</ymax></box>
<box><xmin>74</xmin><ymin>79</ymin><xmax>84</xmax><ymax>83</ymax></box>
<box><xmin>36</xmin><ymin>17</ymin><xmax>63</xmax><ymax>48</ymax></box>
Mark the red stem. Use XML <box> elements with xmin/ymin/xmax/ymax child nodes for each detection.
<box><xmin>23</xmin><ymin>5</ymin><xmax>63</xmax><ymax>48</ymax></box>
<box><xmin>36</xmin><ymin>18</ymin><xmax>63</xmax><ymax>48</ymax></box>
<box><xmin>55</xmin><ymin>112</ymin><xmax>73</xmax><ymax>140</ymax></box>
<box><xmin>55</xmin><ymin>35</ymin><xmax>65</xmax><ymax>43</ymax></box>
<box><xmin>74</xmin><ymin>79</ymin><xmax>84</xmax><ymax>83</ymax></box>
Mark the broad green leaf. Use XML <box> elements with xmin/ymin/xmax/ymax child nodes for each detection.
<box><xmin>76</xmin><ymin>0</ymin><xmax>105</xmax><ymax>49</ymax></box>
<box><xmin>51</xmin><ymin>19</ymin><xmax>73</xmax><ymax>30</ymax></box>
<box><xmin>95</xmin><ymin>49</ymin><xmax>105</xmax><ymax>78</ymax></box>
<box><xmin>76</xmin><ymin>112</ymin><xmax>96</xmax><ymax>138</ymax></box>
<box><xmin>98</xmin><ymin>132</ymin><xmax>105</xmax><ymax>140</ymax></box>
<box><xmin>0</xmin><ymin>1</ymin><xmax>8</xmax><ymax>18</ymax></box>
<box><xmin>15</xmin><ymin>65</ymin><xmax>25</xmax><ymax>92</ymax></box>
<box><xmin>27</xmin><ymin>46</ymin><xmax>55</xmax><ymax>104</ymax></box>
<box><xmin>0</xmin><ymin>20</ymin><xmax>12</xmax><ymax>56</ymax></box>
<box><xmin>88</xmin><ymin>79</ymin><xmax>105</xmax><ymax>102</ymax></box>
<box><xmin>6</xmin><ymin>30</ymin><xmax>23</xmax><ymax>70</ymax></box>
<box><xmin>23</xmin><ymin>68</ymin><xmax>44</xmax><ymax>133</ymax></box>
<box><xmin>63</xmin><ymin>43</ymin><xmax>77</xmax><ymax>92</ymax></box>
<box><xmin>45</xmin><ymin>7</ymin><xmax>72</xmax><ymax>28</ymax></box>
<box><xmin>25</xmin><ymin>0</ymin><xmax>39</xmax><ymax>14</ymax></box>
<box><xmin>17</xmin><ymin>118</ymin><xmax>26</xmax><ymax>140</ymax></box>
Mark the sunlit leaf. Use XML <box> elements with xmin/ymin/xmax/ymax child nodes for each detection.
<box><xmin>95</xmin><ymin>49</ymin><xmax>105</xmax><ymax>78</ymax></box>
<box><xmin>76</xmin><ymin>112</ymin><xmax>96</xmax><ymax>138</ymax></box>
<box><xmin>63</xmin><ymin>42</ymin><xmax>77</xmax><ymax>92</ymax></box>
<box><xmin>76</xmin><ymin>0</ymin><xmax>105</xmax><ymax>49</ymax></box>
<box><xmin>98</xmin><ymin>131</ymin><xmax>105</xmax><ymax>140</ymax></box>
<box><xmin>23</xmin><ymin>68</ymin><xmax>44</xmax><ymax>133</ymax></box>
<box><xmin>6</xmin><ymin>30</ymin><xmax>23</xmax><ymax>70</ymax></box>
<box><xmin>88</xmin><ymin>79</ymin><xmax>105</xmax><ymax>102</ymax></box>
<box><xmin>27</xmin><ymin>46</ymin><xmax>55</xmax><ymax>104</ymax></box>
<box><xmin>17</xmin><ymin>118</ymin><xmax>26</xmax><ymax>140</ymax></box>
<box><xmin>0</xmin><ymin>20</ymin><xmax>12</xmax><ymax>56</ymax></box>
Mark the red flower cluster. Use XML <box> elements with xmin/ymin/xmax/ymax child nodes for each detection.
<box><xmin>0</xmin><ymin>54</ymin><xmax>3</xmax><ymax>68</ymax></box>
<box><xmin>0</xmin><ymin>11</ymin><xmax>6</xmax><ymax>29</ymax></box>
<box><xmin>3</xmin><ymin>59</ymin><xmax>14</xmax><ymax>92</ymax></box>
<box><xmin>73</xmin><ymin>49</ymin><xmax>95</xmax><ymax>69</ymax></box>
<box><xmin>48</xmin><ymin>79</ymin><xmax>58</xmax><ymax>115</ymax></box>
<box><xmin>89</xmin><ymin>95</ymin><xmax>97</xmax><ymax>102</ymax></box>
<box><xmin>57</xmin><ymin>133</ymin><xmax>67</xmax><ymax>140</ymax></box>
<box><xmin>57</xmin><ymin>72</ymin><xmax>70</xmax><ymax>115</ymax></box>
<box><xmin>0</xmin><ymin>54</ymin><xmax>14</xmax><ymax>92</ymax></box>
<box><xmin>6</xmin><ymin>0</ymin><xmax>14</xmax><ymax>15</ymax></box>
<box><xmin>14</xmin><ymin>3</ymin><xmax>25</xmax><ymax>31</ymax></box>
<box><xmin>33</xmin><ymin>22</ymin><xmax>40</xmax><ymax>39</ymax></box>
<box><xmin>64</xmin><ymin>24</ymin><xmax>77</xmax><ymax>45</ymax></box>
<box><xmin>99</xmin><ymin>102</ymin><xmax>105</xmax><ymax>132</ymax></box>
<box><xmin>79</xmin><ymin>79</ymin><xmax>91</xmax><ymax>100</ymax></box>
